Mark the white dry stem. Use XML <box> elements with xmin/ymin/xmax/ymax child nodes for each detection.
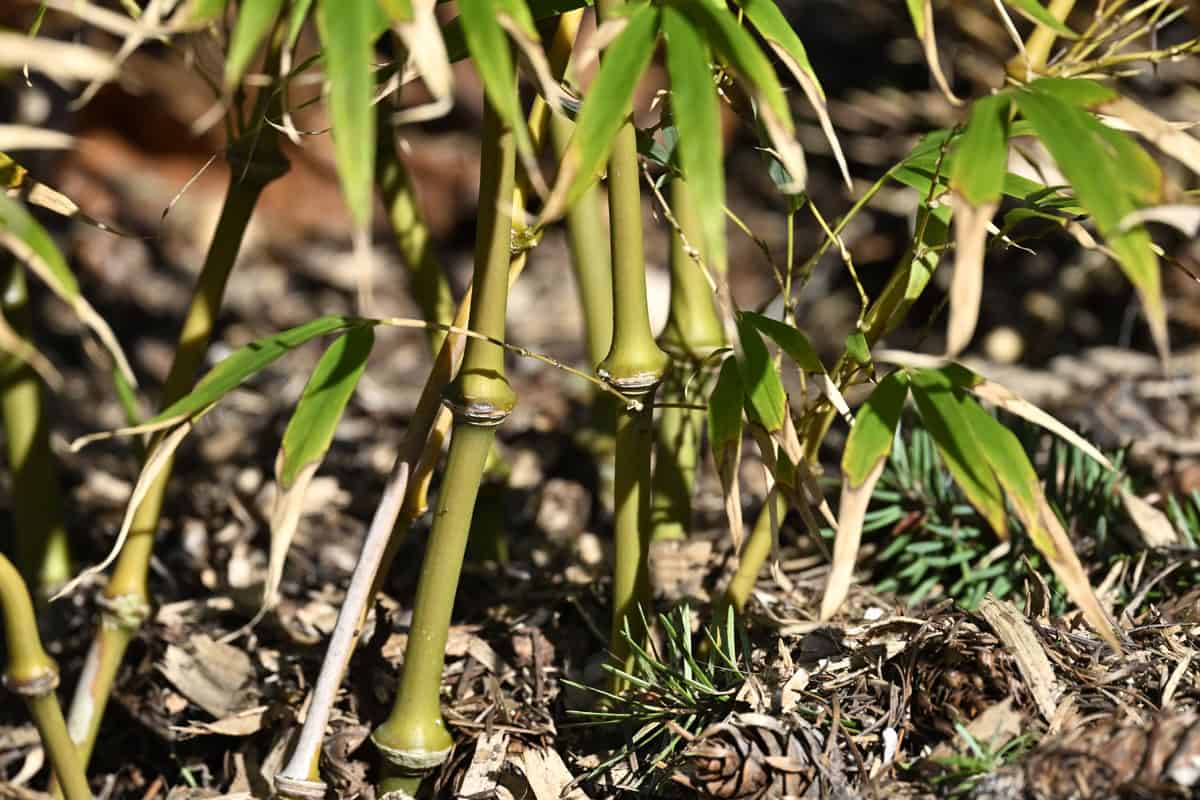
<box><xmin>274</xmin><ymin>462</ymin><xmax>410</xmax><ymax>797</ymax></box>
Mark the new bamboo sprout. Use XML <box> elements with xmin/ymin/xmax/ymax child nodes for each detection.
<box><xmin>651</xmin><ymin>177</ymin><xmax>724</xmax><ymax>542</ymax></box>
<box><xmin>371</xmin><ymin>96</ymin><xmax>517</xmax><ymax>797</ymax></box>
<box><xmin>595</xmin><ymin>0</ymin><xmax>670</xmax><ymax>679</ymax></box>
<box><xmin>0</xmin><ymin>256</ymin><xmax>72</xmax><ymax>596</ymax></box>
<box><xmin>64</xmin><ymin>124</ymin><xmax>288</xmax><ymax>769</ymax></box>
<box><xmin>0</xmin><ymin>553</ymin><xmax>91</xmax><ymax>800</ymax></box>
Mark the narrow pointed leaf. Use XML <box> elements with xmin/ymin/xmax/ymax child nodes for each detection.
<box><xmin>1015</xmin><ymin>82</ymin><xmax>1166</xmax><ymax>360</ymax></box>
<box><xmin>822</xmin><ymin>371</ymin><xmax>909</xmax><ymax>619</ymax></box>
<box><xmin>732</xmin><ymin>0</ymin><xmax>851</xmax><ymax>189</ymax></box>
<box><xmin>663</xmin><ymin>6</ymin><xmax>726</xmax><ymax>274</ymax></box>
<box><xmin>741</xmin><ymin>311</ymin><xmax>824</xmax><ymax>374</ymax></box>
<box><xmin>148</xmin><ymin>316</ymin><xmax>362</xmax><ymax>432</ymax></box>
<box><xmin>669</xmin><ymin>0</ymin><xmax>806</xmax><ymax>192</ymax></box>
<box><xmin>265</xmin><ymin>326</ymin><xmax>374</xmax><ymax>615</ymax></box>
<box><xmin>385</xmin><ymin>0</ymin><xmax>454</xmax><ymax>124</ymax></box>
<box><xmin>907</xmin><ymin>0</ymin><xmax>962</xmax><ymax>105</ymax></box>
<box><xmin>951</xmin><ymin>94</ymin><xmax>1010</xmax><ymax>207</ymax></box>
<box><xmin>224</xmin><ymin>0</ymin><xmax>285</xmax><ymax>89</ymax></box>
<box><xmin>945</xmin><ymin>196</ymin><xmax>998</xmax><ymax>357</ymax></box>
<box><xmin>0</xmin><ymin>193</ymin><xmax>135</xmax><ymax>386</ymax></box>
<box><xmin>457</xmin><ymin>0</ymin><xmax>538</xmax><ymax>189</ymax></box>
<box><xmin>708</xmin><ymin>357</ymin><xmax>744</xmax><ymax>551</ymax></box>
<box><xmin>540</xmin><ymin>3</ymin><xmax>659</xmax><ymax>221</ymax></box>
<box><xmin>909</xmin><ymin>368</ymin><xmax>1007</xmax><ymax>538</ymax></box>
<box><xmin>317</xmin><ymin>0</ymin><xmax>380</xmax><ymax>230</ymax></box>
<box><xmin>1003</xmin><ymin>0</ymin><xmax>1077</xmax><ymax>37</ymax></box>
<box><xmin>734</xmin><ymin>313</ymin><xmax>787</xmax><ymax>433</ymax></box>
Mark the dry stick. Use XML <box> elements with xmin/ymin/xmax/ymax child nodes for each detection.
<box><xmin>274</xmin><ymin>462</ymin><xmax>410</xmax><ymax>798</ymax></box>
<box><xmin>0</xmin><ymin>554</ymin><xmax>91</xmax><ymax>800</ymax></box>
<box><xmin>62</xmin><ymin>119</ymin><xmax>289</xmax><ymax>771</ymax></box>
<box><xmin>0</xmin><ymin>256</ymin><xmax>72</xmax><ymax>596</ymax></box>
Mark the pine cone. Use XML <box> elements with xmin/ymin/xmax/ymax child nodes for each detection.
<box><xmin>673</xmin><ymin>713</ymin><xmax>818</xmax><ymax>800</ymax></box>
<box><xmin>971</xmin><ymin>711</ymin><xmax>1200</xmax><ymax>800</ymax></box>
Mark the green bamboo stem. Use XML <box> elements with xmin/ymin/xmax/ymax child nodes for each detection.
<box><xmin>1009</xmin><ymin>0</ymin><xmax>1077</xmax><ymax>75</ymax></box>
<box><xmin>63</xmin><ymin>125</ymin><xmax>288</xmax><ymax>769</ymax></box>
<box><xmin>0</xmin><ymin>554</ymin><xmax>91</xmax><ymax>800</ymax></box>
<box><xmin>377</xmin><ymin>107</ymin><xmax>454</xmax><ymax>355</ymax></box>
<box><xmin>651</xmin><ymin>178</ymin><xmax>724</xmax><ymax>543</ymax></box>
<box><xmin>371</xmin><ymin>96</ymin><xmax>516</xmax><ymax>792</ymax></box>
<box><xmin>714</xmin><ymin>488</ymin><xmax>786</xmax><ymax>623</ymax></box>
<box><xmin>0</xmin><ymin>258</ymin><xmax>71</xmax><ymax>596</ymax></box>
<box><xmin>595</xmin><ymin>0</ymin><xmax>669</xmax><ymax>682</ymax></box>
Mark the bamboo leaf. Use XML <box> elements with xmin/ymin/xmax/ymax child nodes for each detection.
<box><xmin>317</xmin><ymin>0</ymin><xmax>380</xmax><ymax>231</ymax></box>
<box><xmin>384</xmin><ymin>0</ymin><xmax>454</xmax><ymax>125</ymax></box>
<box><xmin>1100</xmin><ymin>96</ymin><xmax>1200</xmax><ymax>186</ymax></box>
<box><xmin>457</xmin><ymin>0</ymin><xmax>539</xmax><ymax>191</ymax></box>
<box><xmin>733</xmin><ymin>0</ymin><xmax>851</xmax><ymax>190</ymax></box>
<box><xmin>741</xmin><ymin>311</ymin><xmax>824</xmax><ymax>373</ymax></box>
<box><xmin>906</xmin><ymin>0</ymin><xmax>962</xmax><ymax>105</ymax></box>
<box><xmin>909</xmin><ymin>368</ymin><xmax>1007</xmax><ymax>538</ymax></box>
<box><xmin>663</xmin><ymin>5</ymin><xmax>726</xmax><ymax>274</ymax></box>
<box><xmin>0</xmin><ymin>193</ymin><xmax>135</xmax><ymax>387</ymax></box>
<box><xmin>734</xmin><ymin>313</ymin><xmax>787</xmax><ymax>433</ymax></box>
<box><xmin>265</xmin><ymin>326</ymin><xmax>374</xmax><ymax>617</ymax></box>
<box><xmin>74</xmin><ymin>316</ymin><xmax>363</xmax><ymax>445</ymax></box>
<box><xmin>2</xmin><ymin>150</ymin><xmax>128</xmax><ymax>234</ymax></box>
<box><xmin>224</xmin><ymin>0</ymin><xmax>285</xmax><ymax>90</ymax></box>
<box><xmin>951</xmin><ymin>94</ymin><xmax>1010</xmax><ymax>207</ymax></box>
<box><xmin>957</xmin><ymin>396</ymin><xmax>1120</xmax><ymax>651</ymax></box>
<box><xmin>540</xmin><ymin>2</ymin><xmax>660</xmax><ymax>222</ymax></box>
<box><xmin>183</xmin><ymin>0</ymin><xmax>229</xmax><ymax>24</ymax></box>
<box><xmin>1014</xmin><ymin>82</ymin><xmax>1166</xmax><ymax>360</ymax></box>
<box><xmin>669</xmin><ymin>0</ymin><xmax>806</xmax><ymax>192</ymax></box>
<box><xmin>53</xmin><ymin>418</ymin><xmax>197</xmax><ymax>600</ymax></box>
<box><xmin>821</xmin><ymin>370</ymin><xmax>908</xmax><ymax>619</ymax></box>
<box><xmin>945</xmin><ymin>195</ymin><xmax>998</xmax><ymax>358</ymax></box>
<box><xmin>708</xmin><ymin>357</ymin><xmax>744</xmax><ymax>551</ymax></box>
<box><xmin>1003</xmin><ymin>0</ymin><xmax>1077</xmax><ymax>37</ymax></box>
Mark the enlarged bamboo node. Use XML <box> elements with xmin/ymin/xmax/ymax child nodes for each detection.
<box><xmin>370</xmin><ymin>734</ymin><xmax>453</xmax><ymax>771</ymax></box>
<box><xmin>273</xmin><ymin>775</ymin><xmax>327</xmax><ymax>800</ymax></box>
<box><xmin>597</xmin><ymin>366</ymin><xmax>663</xmax><ymax>398</ymax></box>
<box><xmin>225</xmin><ymin>137</ymin><xmax>291</xmax><ymax>188</ymax></box>
<box><xmin>3</xmin><ymin>665</ymin><xmax>59</xmax><ymax>696</ymax></box>
<box><xmin>509</xmin><ymin>226</ymin><xmax>542</xmax><ymax>255</ymax></box>
<box><xmin>441</xmin><ymin>398</ymin><xmax>513</xmax><ymax>427</ymax></box>
<box><xmin>97</xmin><ymin>593</ymin><xmax>152</xmax><ymax>630</ymax></box>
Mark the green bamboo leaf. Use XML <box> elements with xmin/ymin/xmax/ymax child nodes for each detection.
<box><xmin>150</xmin><ymin>315</ymin><xmax>363</xmax><ymax>430</ymax></box>
<box><xmin>1003</xmin><ymin>0</ymin><xmax>1077</xmax><ymax>37</ymax></box>
<box><xmin>667</xmin><ymin>0</ymin><xmax>806</xmax><ymax>192</ymax></box>
<box><xmin>1025</xmin><ymin>76</ymin><xmax>1116</xmax><ymax>107</ymax></box>
<box><xmin>951</xmin><ymin>94</ymin><xmax>1010</xmax><ymax>206</ymax></box>
<box><xmin>841</xmin><ymin>371</ymin><xmax>908</xmax><ymax>487</ymax></box>
<box><xmin>184</xmin><ymin>0</ymin><xmax>229</xmax><ymax>24</ymax></box>
<box><xmin>906</xmin><ymin>0</ymin><xmax>925</xmax><ymax>36</ymax></box>
<box><xmin>317</xmin><ymin>0</ymin><xmax>380</xmax><ymax>230</ymax></box>
<box><xmin>441</xmin><ymin>0</ymin><xmax>594</xmax><ymax>63</ymax></box>
<box><xmin>265</xmin><ymin>326</ymin><xmax>374</xmax><ymax>617</ymax></box>
<box><xmin>287</xmin><ymin>0</ymin><xmax>317</xmax><ymax>51</ymax></box>
<box><xmin>377</xmin><ymin>0</ymin><xmax>413</xmax><ymax>20</ymax></box>
<box><xmin>0</xmin><ymin>193</ymin><xmax>135</xmax><ymax>386</ymax></box>
<box><xmin>1014</xmin><ymin>83</ymin><xmax>1166</xmax><ymax>358</ymax></box>
<box><xmin>457</xmin><ymin>0</ymin><xmax>536</xmax><ymax>185</ymax></box>
<box><xmin>823</xmin><ymin>369</ymin><xmax>908</xmax><ymax>620</ymax></box>
<box><xmin>909</xmin><ymin>368</ymin><xmax>1007</xmax><ymax>538</ymax></box>
<box><xmin>663</xmin><ymin>6</ymin><xmax>726</xmax><ymax>273</ymax></box>
<box><xmin>708</xmin><ymin>356</ymin><xmax>744</xmax><ymax>549</ymax></box>
<box><xmin>732</xmin><ymin>0</ymin><xmax>852</xmax><ymax>189</ymax></box>
<box><xmin>540</xmin><ymin>2</ymin><xmax>659</xmax><ymax>221</ymax></box>
<box><xmin>740</xmin><ymin>311</ymin><xmax>824</xmax><ymax>374</ymax></box>
<box><xmin>734</xmin><ymin>313</ymin><xmax>786</xmax><ymax>432</ymax></box>
<box><xmin>225</xmin><ymin>0</ymin><xmax>286</xmax><ymax>90</ymax></box>
<box><xmin>956</xmin><ymin>392</ymin><xmax>1120</xmax><ymax>651</ymax></box>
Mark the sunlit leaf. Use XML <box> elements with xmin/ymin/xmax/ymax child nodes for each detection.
<box><xmin>540</xmin><ymin>2</ymin><xmax>660</xmax><ymax>222</ymax></box>
<box><xmin>225</xmin><ymin>0</ymin><xmax>285</xmax><ymax>90</ymax></box>
<box><xmin>669</xmin><ymin>0</ymin><xmax>806</xmax><ymax>192</ymax></box>
<box><xmin>317</xmin><ymin>0</ymin><xmax>380</xmax><ymax>231</ymax></box>
<box><xmin>266</xmin><ymin>326</ymin><xmax>374</xmax><ymax>617</ymax></box>
<box><xmin>0</xmin><ymin>193</ymin><xmax>135</xmax><ymax>387</ymax></box>
<box><xmin>909</xmin><ymin>368</ymin><xmax>1007</xmax><ymax>538</ymax></box>
<box><xmin>1015</xmin><ymin>81</ymin><xmax>1166</xmax><ymax>360</ymax></box>
<box><xmin>734</xmin><ymin>313</ymin><xmax>787</xmax><ymax>433</ymax></box>
<box><xmin>741</xmin><ymin>311</ymin><xmax>824</xmax><ymax>374</ymax></box>
<box><xmin>733</xmin><ymin>0</ymin><xmax>851</xmax><ymax>190</ymax></box>
<box><xmin>821</xmin><ymin>371</ymin><xmax>909</xmax><ymax>620</ymax></box>
<box><xmin>1003</xmin><ymin>0</ymin><xmax>1077</xmax><ymax>37</ymax></box>
<box><xmin>663</xmin><ymin>5</ymin><xmax>726</xmax><ymax>274</ymax></box>
<box><xmin>708</xmin><ymin>357</ymin><xmax>744</xmax><ymax>551</ymax></box>
<box><xmin>951</xmin><ymin>94</ymin><xmax>1010</xmax><ymax>207</ymax></box>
